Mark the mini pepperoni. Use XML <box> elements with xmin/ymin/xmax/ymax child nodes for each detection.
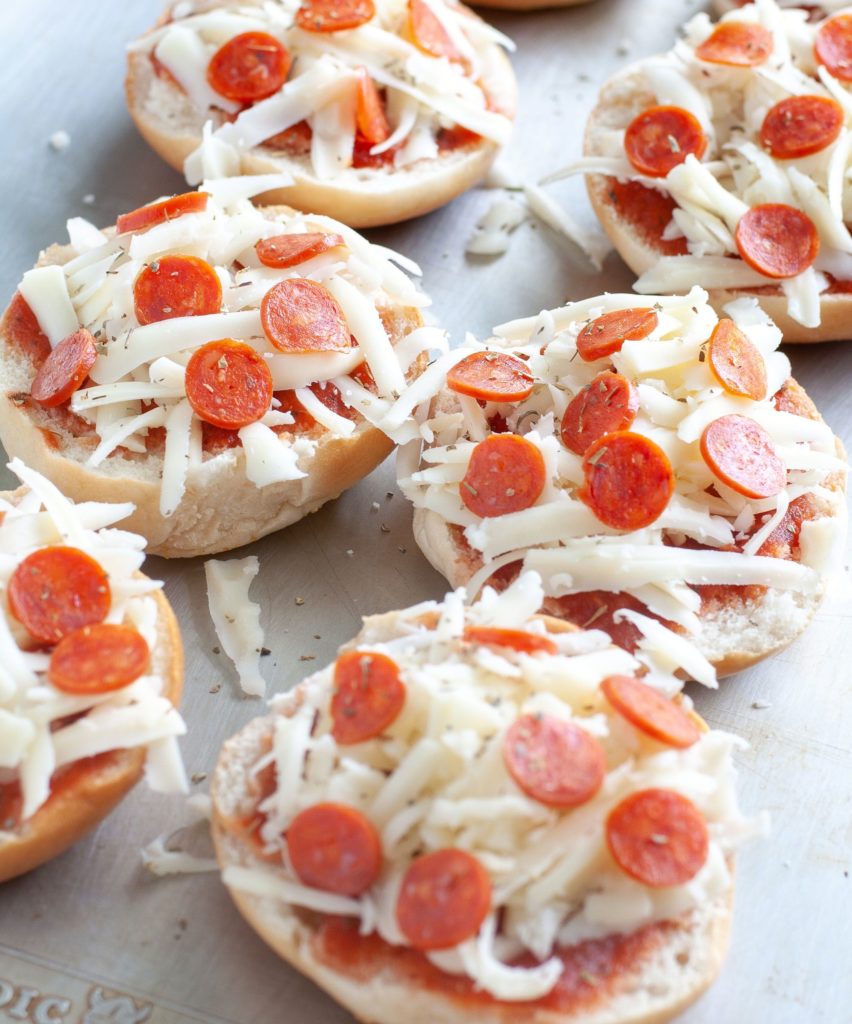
<box><xmin>287</xmin><ymin>803</ymin><xmax>381</xmax><ymax>896</ymax></box>
<box><xmin>462</xmin><ymin>625</ymin><xmax>558</xmax><ymax>656</ymax></box>
<box><xmin>735</xmin><ymin>204</ymin><xmax>819</xmax><ymax>279</ymax></box>
<box><xmin>260</xmin><ymin>278</ymin><xmax>351</xmax><ymax>354</ymax></box>
<box><xmin>815</xmin><ymin>13</ymin><xmax>852</xmax><ymax>82</ymax></box>
<box><xmin>396</xmin><ymin>849</ymin><xmax>491</xmax><ymax>950</ymax></box>
<box><xmin>30</xmin><ymin>329</ymin><xmax>97</xmax><ymax>408</ymax></box>
<box><xmin>577</xmin><ymin>308</ymin><xmax>658</xmax><ymax>362</ymax></box>
<box><xmin>409</xmin><ymin>0</ymin><xmax>463</xmax><ymax>61</ymax></box>
<box><xmin>504</xmin><ymin>714</ymin><xmax>606</xmax><ymax>808</ymax></box>
<box><xmin>207</xmin><ymin>31</ymin><xmax>290</xmax><ymax>102</ymax></box>
<box><xmin>255</xmin><ymin>232</ymin><xmax>345</xmax><ymax>269</ymax></box>
<box><xmin>581</xmin><ymin>432</ymin><xmax>674</xmax><ymax>530</ymax></box>
<box><xmin>460</xmin><ymin>434</ymin><xmax>546</xmax><ymax>519</ymax></box>
<box><xmin>8</xmin><ymin>547</ymin><xmax>111</xmax><ymax>645</ymax></box>
<box><xmin>601</xmin><ymin>676</ymin><xmax>701</xmax><ymax>749</ymax></box>
<box><xmin>606</xmin><ymin>788</ymin><xmax>709</xmax><ymax>887</ymax></box>
<box><xmin>707</xmin><ymin>319</ymin><xmax>767</xmax><ymax>401</ymax></box>
<box><xmin>446</xmin><ymin>352</ymin><xmax>535</xmax><ymax>404</ymax></box>
<box><xmin>185</xmin><ymin>339</ymin><xmax>273</xmax><ymax>429</ymax></box>
<box><xmin>49</xmin><ymin>623</ymin><xmax>150</xmax><ymax>695</ymax></box>
<box><xmin>759</xmin><ymin>94</ymin><xmax>844</xmax><ymax>160</ymax></box>
<box><xmin>700</xmin><ymin>414</ymin><xmax>786</xmax><ymax>499</ymax></box>
<box><xmin>296</xmin><ymin>0</ymin><xmax>375</xmax><ymax>33</ymax></box>
<box><xmin>624</xmin><ymin>106</ymin><xmax>707</xmax><ymax>178</ymax></box>
<box><xmin>115</xmin><ymin>191</ymin><xmax>209</xmax><ymax>235</ymax></box>
<box><xmin>133</xmin><ymin>254</ymin><xmax>222</xmax><ymax>326</ymax></box>
<box><xmin>694</xmin><ymin>20</ymin><xmax>774</xmax><ymax>66</ymax></box>
<box><xmin>355</xmin><ymin>68</ymin><xmax>390</xmax><ymax>146</ymax></box>
<box><xmin>331</xmin><ymin>650</ymin><xmax>406</xmax><ymax>745</ymax></box>
<box><xmin>561</xmin><ymin>372</ymin><xmax>639</xmax><ymax>455</ymax></box>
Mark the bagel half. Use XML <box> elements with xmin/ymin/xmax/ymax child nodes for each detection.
<box><xmin>0</xmin><ymin>204</ymin><xmax>426</xmax><ymax>558</ymax></box>
<box><xmin>0</xmin><ymin>480</ymin><xmax>184</xmax><ymax>883</ymax></box>
<box><xmin>125</xmin><ymin>3</ymin><xmax>517</xmax><ymax>228</ymax></box>
<box><xmin>210</xmin><ymin>598</ymin><xmax>745</xmax><ymax>1024</ymax></box>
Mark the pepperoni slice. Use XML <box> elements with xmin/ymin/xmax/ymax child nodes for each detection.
<box><xmin>396</xmin><ymin>849</ymin><xmax>491</xmax><ymax>950</ymax></box>
<box><xmin>694</xmin><ymin>20</ymin><xmax>774</xmax><ymax>66</ymax></box>
<box><xmin>355</xmin><ymin>68</ymin><xmax>390</xmax><ymax>146</ymax></box>
<box><xmin>462</xmin><ymin>625</ymin><xmax>558</xmax><ymax>656</ymax></box>
<box><xmin>581</xmin><ymin>432</ymin><xmax>674</xmax><ymax>530</ymax></box>
<box><xmin>606</xmin><ymin>788</ymin><xmax>709</xmax><ymax>887</ymax></box>
<box><xmin>815</xmin><ymin>14</ymin><xmax>852</xmax><ymax>82</ymax></box>
<box><xmin>287</xmin><ymin>803</ymin><xmax>381</xmax><ymax>896</ymax></box>
<box><xmin>460</xmin><ymin>434</ymin><xmax>546</xmax><ymax>519</ymax></box>
<box><xmin>561</xmin><ymin>372</ymin><xmax>639</xmax><ymax>455</ymax></box>
<box><xmin>185</xmin><ymin>339</ymin><xmax>273</xmax><ymax>429</ymax></box>
<box><xmin>700</xmin><ymin>414</ymin><xmax>785</xmax><ymax>499</ymax></box>
<box><xmin>49</xmin><ymin>623</ymin><xmax>150</xmax><ymax>695</ymax></box>
<box><xmin>624</xmin><ymin>106</ymin><xmax>707</xmax><ymax>178</ymax></box>
<box><xmin>504</xmin><ymin>714</ymin><xmax>606</xmax><ymax>808</ymax></box>
<box><xmin>115</xmin><ymin>191</ymin><xmax>209</xmax><ymax>235</ymax></box>
<box><xmin>759</xmin><ymin>95</ymin><xmax>844</xmax><ymax>160</ymax></box>
<box><xmin>260</xmin><ymin>279</ymin><xmax>351</xmax><ymax>354</ymax></box>
<box><xmin>8</xmin><ymin>547</ymin><xmax>111</xmax><ymax>645</ymax></box>
<box><xmin>577</xmin><ymin>308</ymin><xmax>657</xmax><ymax>362</ymax></box>
<box><xmin>133</xmin><ymin>255</ymin><xmax>222</xmax><ymax>326</ymax></box>
<box><xmin>255</xmin><ymin>232</ymin><xmax>346</xmax><ymax>269</ymax></box>
<box><xmin>601</xmin><ymin>676</ymin><xmax>701</xmax><ymax>749</ymax></box>
<box><xmin>30</xmin><ymin>329</ymin><xmax>97</xmax><ymax>408</ymax></box>
<box><xmin>735</xmin><ymin>204</ymin><xmax>819</xmax><ymax>279</ymax></box>
<box><xmin>446</xmin><ymin>352</ymin><xmax>535</xmax><ymax>404</ymax></box>
<box><xmin>409</xmin><ymin>0</ymin><xmax>463</xmax><ymax>61</ymax></box>
<box><xmin>296</xmin><ymin>0</ymin><xmax>375</xmax><ymax>33</ymax></box>
<box><xmin>207</xmin><ymin>31</ymin><xmax>290</xmax><ymax>102</ymax></box>
<box><xmin>331</xmin><ymin>650</ymin><xmax>406</xmax><ymax>745</ymax></box>
<box><xmin>706</xmin><ymin>319</ymin><xmax>767</xmax><ymax>401</ymax></box>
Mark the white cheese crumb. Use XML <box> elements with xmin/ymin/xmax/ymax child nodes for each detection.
<box><xmin>48</xmin><ymin>130</ymin><xmax>71</xmax><ymax>152</ymax></box>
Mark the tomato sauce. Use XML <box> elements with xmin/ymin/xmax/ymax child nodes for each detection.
<box><xmin>601</xmin><ymin>179</ymin><xmax>688</xmax><ymax>257</ymax></box>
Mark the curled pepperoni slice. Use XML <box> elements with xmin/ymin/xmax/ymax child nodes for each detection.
<box><xmin>624</xmin><ymin>106</ymin><xmax>707</xmax><ymax>178</ymax></box>
<box><xmin>577</xmin><ymin>308</ymin><xmax>657</xmax><ymax>362</ymax></box>
<box><xmin>133</xmin><ymin>254</ymin><xmax>222</xmax><ymax>326</ymax></box>
<box><xmin>255</xmin><ymin>232</ymin><xmax>345</xmax><ymax>269</ymax></box>
<box><xmin>296</xmin><ymin>0</ymin><xmax>375</xmax><ymax>33</ymax></box>
<box><xmin>462</xmin><ymin>625</ymin><xmax>558</xmax><ymax>656</ymax></box>
<box><xmin>815</xmin><ymin>14</ymin><xmax>852</xmax><ymax>82</ymax></box>
<box><xmin>694</xmin><ymin>20</ymin><xmax>774</xmax><ymax>66</ymax></box>
<box><xmin>601</xmin><ymin>676</ymin><xmax>701</xmax><ymax>749</ymax></box>
<box><xmin>561</xmin><ymin>372</ymin><xmax>639</xmax><ymax>455</ymax></box>
<box><xmin>460</xmin><ymin>434</ymin><xmax>546</xmax><ymax>519</ymax></box>
<box><xmin>260</xmin><ymin>279</ymin><xmax>350</xmax><ymax>354</ymax></box>
<box><xmin>759</xmin><ymin>94</ymin><xmax>844</xmax><ymax>160</ymax></box>
<box><xmin>355</xmin><ymin>68</ymin><xmax>390</xmax><ymax>146</ymax></box>
<box><xmin>447</xmin><ymin>352</ymin><xmax>535</xmax><ymax>403</ymax></box>
<box><xmin>606</xmin><ymin>788</ymin><xmax>709</xmax><ymax>887</ymax></box>
<box><xmin>331</xmin><ymin>650</ymin><xmax>406</xmax><ymax>744</ymax></box>
<box><xmin>8</xmin><ymin>547</ymin><xmax>110</xmax><ymax>645</ymax></box>
<box><xmin>396</xmin><ymin>849</ymin><xmax>491</xmax><ymax>950</ymax></box>
<box><xmin>207</xmin><ymin>31</ymin><xmax>290</xmax><ymax>102</ymax></box>
<box><xmin>581</xmin><ymin>432</ymin><xmax>674</xmax><ymax>530</ymax></box>
<box><xmin>735</xmin><ymin>204</ymin><xmax>819</xmax><ymax>279</ymax></box>
<box><xmin>185</xmin><ymin>340</ymin><xmax>273</xmax><ymax>429</ymax></box>
<box><xmin>287</xmin><ymin>803</ymin><xmax>381</xmax><ymax>896</ymax></box>
<box><xmin>700</xmin><ymin>414</ymin><xmax>785</xmax><ymax>499</ymax></box>
<box><xmin>504</xmin><ymin>714</ymin><xmax>606</xmax><ymax>808</ymax></box>
<box><xmin>707</xmin><ymin>319</ymin><xmax>767</xmax><ymax>401</ymax></box>
<box><xmin>30</xmin><ymin>329</ymin><xmax>97</xmax><ymax>408</ymax></box>
<box><xmin>49</xmin><ymin>623</ymin><xmax>150</xmax><ymax>695</ymax></box>
<box><xmin>115</xmin><ymin>191</ymin><xmax>209</xmax><ymax>235</ymax></box>
<box><xmin>409</xmin><ymin>0</ymin><xmax>463</xmax><ymax>61</ymax></box>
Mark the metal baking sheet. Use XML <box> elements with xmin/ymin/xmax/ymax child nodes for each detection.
<box><xmin>1</xmin><ymin>1</ymin><xmax>850</xmax><ymax>1022</ymax></box>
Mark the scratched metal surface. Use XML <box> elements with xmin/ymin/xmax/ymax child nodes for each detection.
<box><xmin>0</xmin><ymin>0</ymin><xmax>850</xmax><ymax>1022</ymax></box>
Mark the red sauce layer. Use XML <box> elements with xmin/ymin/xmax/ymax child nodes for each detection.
<box><xmin>313</xmin><ymin>916</ymin><xmax>671</xmax><ymax>1015</ymax></box>
<box><xmin>601</xmin><ymin>179</ymin><xmax>687</xmax><ymax>257</ymax></box>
